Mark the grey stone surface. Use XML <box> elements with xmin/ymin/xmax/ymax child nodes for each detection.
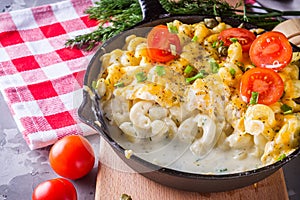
<box><xmin>0</xmin><ymin>92</ymin><xmax>100</xmax><ymax>200</ymax></box>
<box><xmin>0</xmin><ymin>1</ymin><xmax>100</xmax><ymax>199</ymax></box>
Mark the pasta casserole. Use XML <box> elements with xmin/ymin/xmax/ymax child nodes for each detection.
<box><xmin>91</xmin><ymin>18</ymin><xmax>300</xmax><ymax>174</ymax></box>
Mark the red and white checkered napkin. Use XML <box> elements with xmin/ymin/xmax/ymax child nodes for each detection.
<box><xmin>0</xmin><ymin>0</ymin><xmax>99</xmax><ymax>150</ymax></box>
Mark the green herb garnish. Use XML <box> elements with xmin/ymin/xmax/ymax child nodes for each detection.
<box><xmin>155</xmin><ymin>65</ymin><xmax>166</xmax><ymax>76</ymax></box>
<box><xmin>281</xmin><ymin>104</ymin><xmax>293</xmax><ymax>114</ymax></box>
<box><xmin>277</xmin><ymin>154</ymin><xmax>286</xmax><ymax>161</ymax></box>
<box><xmin>229</xmin><ymin>68</ymin><xmax>236</xmax><ymax>76</ymax></box>
<box><xmin>65</xmin><ymin>0</ymin><xmax>300</xmax><ymax>51</ymax></box>
<box><xmin>212</xmin><ymin>40</ymin><xmax>224</xmax><ymax>49</ymax></box>
<box><xmin>230</xmin><ymin>38</ymin><xmax>238</xmax><ymax>43</ymax></box>
<box><xmin>192</xmin><ymin>35</ymin><xmax>198</xmax><ymax>42</ymax></box>
<box><xmin>184</xmin><ymin>65</ymin><xmax>194</xmax><ymax>74</ymax></box>
<box><xmin>167</xmin><ymin>22</ymin><xmax>178</xmax><ymax>34</ymax></box>
<box><xmin>186</xmin><ymin>70</ymin><xmax>207</xmax><ymax>83</ymax></box>
<box><xmin>210</xmin><ymin>59</ymin><xmax>219</xmax><ymax>73</ymax></box>
<box><xmin>219</xmin><ymin>40</ymin><xmax>224</xmax><ymax>46</ymax></box>
<box><xmin>114</xmin><ymin>82</ymin><xmax>125</xmax><ymax>87</ymax></box>
<box><xmin>135</xmin><ymin>71</ymin><xmax>147</xmax><ymax>82</ymax></box>
<box><xmin>65</xmin><ymin>0</ymin><xmax>142</xmax><ymax>50</ymax></box>
<box><xmin>212</xmin><ymin>41</ymin><xmax>218</xmax><ymax>48</ymax></box>
<box><xmin>250</xmin><ymin>91</ymin><xmax>259</xmax><ymax>105</ymax></box>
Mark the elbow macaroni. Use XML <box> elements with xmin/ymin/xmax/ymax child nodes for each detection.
<box><xmin>95</xmin><ymin>19</ymin><xmax>300</xmax><ymax>172</ymax></box>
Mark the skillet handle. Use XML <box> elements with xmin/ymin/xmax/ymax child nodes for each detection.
<box><xmin>138</xmin><ymin>0</ymin><xmax>169</xmax><ymax>22</ymax></box>
<box><xmin>78</xmin><ymin>89</ymin><xmax>108</xmax><ymax>135</ymax></box>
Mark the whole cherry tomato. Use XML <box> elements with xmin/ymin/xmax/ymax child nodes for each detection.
<box><xmin>49</xmin><ymin>135</ymin><xmax>95</xmax><ymax>180</ymax></box>
<box><xmin>240</xmin><ymin>67</ymin><xmax>284</xmax><ymax>105</ymax></box>
<box><xmin>147</xmin><ymin>25</ymin><xmax>182</xmax><ymax>63</ymax></box>
<box><xmin>249</xmin><ymin>31</ymin><xmax>292</xmax><ymax>71</ymax></box>
<box><xmin>218</xmin><ymin>27</ymin><xmax>256</xmax><ymax>52</ymax></box>
<box><xmin>32</xmin><ymin>178</ymin><xmax>77</xmax><ymax>200</ymax></box>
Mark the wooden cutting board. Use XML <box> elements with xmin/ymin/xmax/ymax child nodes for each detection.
<box><xmin>95</xmin><ymin>138</ymin><xmax>288</xmax><ymax>200</ymax></box>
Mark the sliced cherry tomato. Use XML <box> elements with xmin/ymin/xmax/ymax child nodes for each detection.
<box><xmin>49</xmin><ymin>135</ymin><xmax>95</xmax><ymax>180</ymax></box>
<box><xmin>240</xmin><ymin>67</ymin><xmax>284</xmax><ymax>105</ymax></box>
<box><xmin>147</xmin><ymin>25</ymin><xmax>182</xmax><ymax>63</ymax></box>
<box><xmin>218</xmin><ymin>27</ymin><xmax>256</xmax><ymax>52</ymax></box>
<box><xmin>249</xmin><ymin>31</ymin><xmax>292</xmax><ymax>71</ymax></box>
<box><xmin>32</xmin><ymin>178</ymin><xmax>77</xmax><ymax>200</ymax></box>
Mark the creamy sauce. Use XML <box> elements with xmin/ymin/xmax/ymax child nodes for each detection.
<box><xmin>107</xmin><ymin>124</ymin><xmax>262</xmax><ymax>174</ymax></box>
<box><xmin>95</xmin><ymin>20</ymin><xmax>300</xmax><ymax>175</ymax></box>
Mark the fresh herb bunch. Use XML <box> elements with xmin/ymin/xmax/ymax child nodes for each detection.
<box><xmin>65</xmin><ymin>0</ymin><xmax>142</xmax><ymax>50</ymax></box>
<box><xmin>65</xmin><ymin>0</ymin><xmax>300</xmax><ymax>51</ymax></box>
<box><xmin>160</xmin><ymin>0</ymin><xmax>240</xmax><ymax>16</ymax></box>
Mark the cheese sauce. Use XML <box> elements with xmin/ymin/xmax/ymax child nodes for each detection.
<box><xmin>95</xmin><ymin>19</ymin><xmax>300</xmax><ymax>174</ymax></box>
<box><xmin>108</xmin><ymin>124</ymin><xmax>262</xmax><ymax>174</ymax></box>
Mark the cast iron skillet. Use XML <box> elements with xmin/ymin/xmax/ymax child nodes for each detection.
<box><xmin>78</xmin><ymin>0</ymin><xmax>300</xmax><ymax>192</ymax></box>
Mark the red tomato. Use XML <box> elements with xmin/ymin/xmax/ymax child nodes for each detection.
<box><xmin>218</xmin><ymin>27</ymin><xmax>256</xmax><ymax>52</ymax></box>
<box><xmin>240</xmin><ymin>67</ymin><xmax>284</xmax><ymax>105</ymax></box>
<box><xmin>32</xmin><ymin>178</ymin><xmax>77</xmax><ymax>200</ymax></box>
<box><xmin>249</xmin><ymin>31</ymin><xmax>292</xmax><ymax>70</ymax></box>
<box><xmin>147</xmin><ymin>25</ymin><xmax>182</xmax><ymax>62</ymax></box>
<box><xmin>49</xmin><ymin>135</ymin><xmax>95</xmax><ymax>180</ymax></box>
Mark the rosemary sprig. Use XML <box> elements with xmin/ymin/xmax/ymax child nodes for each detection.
<box><xmin>65</xmin><ymin>0</ymin><xmax>300</xmax><ymax>51</ymax></box>
<box><xmin>160</xmin><ymin>0</ymin><xmax>241</xmax><ymax>16</ymax></box>
<box><xmin>65</xmin><ymin>0</ymin><xmax>142</xmax><ymax>50</ymax></box>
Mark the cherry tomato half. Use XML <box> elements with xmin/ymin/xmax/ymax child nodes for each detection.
<box><xmin>32</xmin><ymin>178</ymin><xmax>77</xmax><ymax>200</ymax></box>
<box><xmin>218</xmin><ymin>27</ymin><xmax>256</xmax><ymax>52</ymax></box>
<box><xmin>147</xmin><ymin>25</ymin><xmax>182</xmax><ymax>63</ymax></box>
<box><xmin>49</xmin><ymin>135</ymin><xmax>95</xmax><ymax>180</ymax></box>
<box><xmin>240</xmin><ymin>67</ymin><xmax>284</xmax><ymax>105</ymax></box>
<box><xmin>249</xmin><ymin>31</ymin><xmax>292</xmax><ymax>71</ymax></box>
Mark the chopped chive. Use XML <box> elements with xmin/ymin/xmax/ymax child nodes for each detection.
<box><xmin>212</xmin><ymin>41</ymin><xmax>218</xmax><ymax>48</ymax></box>
<box><xmin>219</xmin><ymin>40</ymin><xmax>224</xmax><ymax>46</ymax></box>
<box><xmin>135</xmin><ymin>72</ymin><xmax>147</xmax><ymax>82</ymax></box>
<box><xmin>250</xmin><ymin>91</ymin><xmax>259</xmax><ymax>105</ymax></box>
<box><xmin>167</xmin><ymin>22</ymin><xmax>178</xmax><ymax>34</ymax></box>
<box><xmin>277</xmin><ymin>153</ymin><xmax>286</xmax><ymax>161</ymax></box>
<box><xmin>229</xmin><ymin>68</ymin><xmax>236</xmax><ymax>76</ymax></box>
<box><xmin>184</xmin><ymin>65</ymin><xmax>194</xmax><ymax>74</ymax></box>
<box><xmin>114</xmin><ymin>82</ymin><xmax>124</xmax><ymax>87</ymax></box>
<box><xmin>230</xmin><ymin>38</ymin><xmax>238</xmax><ymax>43</ymax></box>
<box><xmin>281</xmin><ymin>104</ymin><xmax>293</xmax><ymax>114</ymax></box>
<box><xmin>192</xmin><ymin>35</ymin><xmax>198</xmax><ymax>42</ymax></box>
<box><xmin>186</xmin><ymin>70</ymin><xmax>207</xmax><ymax>83</ymax></box>
<box><xmin>213</xmin><ymin>40</ymin><xmax>224</xmax><ymax>48</ymax></box>
<box><xmin>155</xmin><ymin>65</ymin><xmax>166</xmax><ymax>76</ymax></box>
<box><xmin>210</xmin><ymin>59</ymin><xmax>219</xmax><ymax>73</ymax></box>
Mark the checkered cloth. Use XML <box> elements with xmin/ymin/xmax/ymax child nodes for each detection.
<box><xmin>0</xmin><ymin>0</ymin><xmax>99</xmax><ymax>150</ymax></box>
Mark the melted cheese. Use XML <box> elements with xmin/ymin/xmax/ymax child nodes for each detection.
<box><xmin>96</xmin><ymin>20</ymin><xmax>300</xmax><ymax>174</ymax></box>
